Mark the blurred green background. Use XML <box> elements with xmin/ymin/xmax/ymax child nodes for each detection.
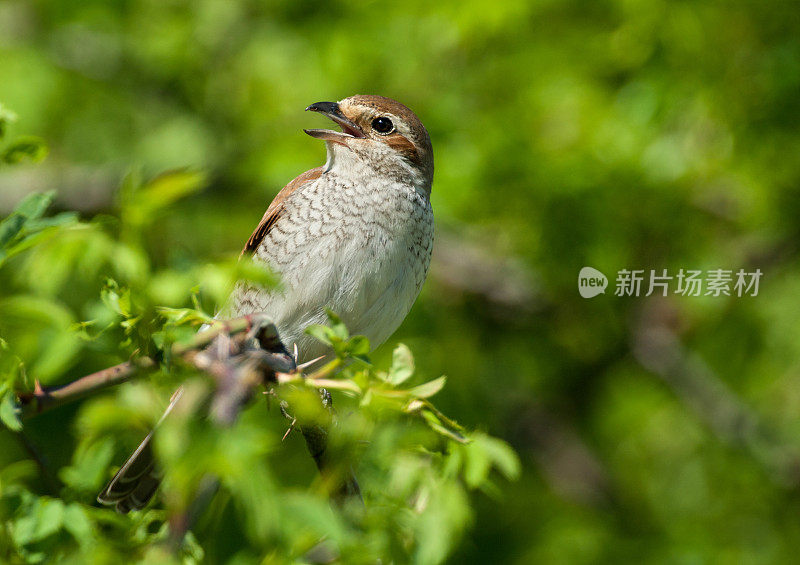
<box><xmin>2</xmin><ymin>0</ymin><xmax>800</xmax><ymax>562</ymax></box>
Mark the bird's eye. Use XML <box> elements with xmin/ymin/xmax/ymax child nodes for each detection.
<box><xmin>371</xmin><ymin>117</ymin><xmax>394</xmax><ymax>134</ymax></box>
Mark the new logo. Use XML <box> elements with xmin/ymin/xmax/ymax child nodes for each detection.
<box><xmin>578</xmin><ymin>267</ymin><xmax>608</xmax><ymax>298</ymax></box>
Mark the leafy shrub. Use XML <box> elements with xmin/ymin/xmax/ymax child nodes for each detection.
<box><xmin>0</xmin><ymin>111</ymin><xmax>518</xmax><ymax>564</ymax></box>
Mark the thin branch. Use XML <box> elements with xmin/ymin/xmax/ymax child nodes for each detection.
<box><xmin>170</xmin><ymin>314</ymin><xmax>277</xmax><ymax>357</ymax></box>
<box><xmin>16</xmin><ymin>314</ymin><xmax>274</xmax><ymax>420</ymax></box>
<box><xmin>19</xmin><ymin>357</ymin><xmax>157</xmax><ymax>419</ymax></box>
<box><xmin>12</xmin><ymin>311</ymin><xmax>359</xmax><ymax>550</ymax></box>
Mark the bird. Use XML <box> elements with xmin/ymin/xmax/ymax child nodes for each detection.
<box><xmin>97</xmin><ymin>95</ymin><xmax>435</xmax><ymax>512</ymax></box>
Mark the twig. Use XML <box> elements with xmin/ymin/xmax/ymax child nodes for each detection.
<box><xmin>171</xmin><ymin>314</ymin><xmax>278</xmax><ymax>357</ymax></box>
<box><xmin>18</xmin><ymin>357</ymin><xmax>157</xmax><ymax>419</ymax></box>
<box><xmin>13</xmin><ymin>311</ymin><xmax>360</xmax><ymax>549</ymax></box>
<box><xmin>16</xmin><ymin>314</ymin><xmax>274</xmax><ymax>420</ymax></box>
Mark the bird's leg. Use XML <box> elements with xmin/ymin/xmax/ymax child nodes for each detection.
<box><xmin>277</xmin><ymin>372</ymin><xmax>361</xmax><ymax>503</ymax></box>
<box><xmin>301</xmin><ymin>388</ymin><xmax>362</xmax><ymax>503</ymax></box>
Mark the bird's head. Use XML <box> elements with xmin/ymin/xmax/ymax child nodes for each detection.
<box><xmin>305</xmin><ymin>95</ymin><xmax>433</xmax><ymax>191</ymax></box>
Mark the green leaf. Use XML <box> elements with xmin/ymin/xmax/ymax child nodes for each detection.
<box><xmin>62</xmin><ymin>504</ymin><xmax>94</xmax><ymax>547</ymax></box>
<box><xmin>157</xmin><ymin>306</ymin><xmax>211</xmax><ymax>326</ymax></box>
<box><xmin>59</xmin><ymin>438</ymin><xmax>115</xmax><ymax>492</ymax></box>
<box><xmin>34</xmin><ymin>497</ymin><xmax>65</xmax><ymax>539</ymax></box>
<box><xmin>121</xmin><ymin>169</ymin><xmax>207</xmax><ymax>228</ymax></box>
<box><xmin>0</xmin><ymin>213</ymin><xmax>25</xmax><ymax>249</ymax></box>
<box><xmin>352</xmin><ymin>353</ymin><xmax>372</xmax><ymax>366</ymax></box>
<box><xmin>409</xmin><ymin>376</ymin><xmax>447</xmax><ymax>399</ymax></box>
<box><xmin>0</xmin><ymin>460</ymin><xmax>37</xmax><ymax>484</ymax></box>
<box><xmin>12</xmin><ymin>497</ymin><xmax>65</xmax><ymax>546</ymax></box>
<box><xmin>2</xmin><ymin>216</ymin><xmax>80</xmax><ymax>259</ymax></box>
<box><xmin>0</xmin><ymin>385</ymin><xmax>22</xmax><ymax>431</ymax></box>
<box><xmin>0</xmin><ymin>337</ymin><xmax>24</xmax><ymax>381</ymax></box>
<box><xmin>463</xmin><ymin>444</ymin><xmax>491</xmax><ymax>489</ymax></box>
<box><xmin>388</xmin><ymin>343</ymin><xmax>415</xmax><ymax>385</ymax></box>
<box><xmin>305</xmin><ymin>324</ymin><xmax>335</xmax><ymax>346</ymax></box>
<box><xmin>474</xmin><ymin>433</ymin><xmax>521</xmax><ymax>481</ymax></box>
<box><xmin>414</xmin><ymin>481</ymin><xmax>470</xmax><ymax>565</ymax></box>
<box><xmin>2</xmin><ymin>136</ymin><xmax>48</xmax><ymax>164</ymax></box>
<box><xmin>14</xmin><ymin>190</ymin><xmax>55</xmax><ymax>220</ymax></box>
<box><xmin>422</xmin><ymin>409</ymin><xmax>469</xmax><ymax>443</ymax></box>
<box><xmin>0</xmin><ymin>194</ymin><xmax>77</xmax><ymax>266</ymax></box>
<box><xmin>324</xmin><ymin>308</ymin><xmax>349</xmax><ymax>340</ymax></box>
<box><xmin>143</xmin><ymin>169</ymin><xmax>207</xmax><ymax>208</ymax></box>
<box><xmin>24</xmin><ymin>210</ymin><xmax>77</xmax><ymax>230</ymax></box>
<box><xmin>100</xmin><ymin>279</ymin><xmax>132</xmax><ymax>317</ymax></box>
<box><xmin>282</xmin><ymin>493</ymin><xmax>348</xmax><ymax>546</ymax></box>
<box><xmin>346</xmin><ymin>335</ymin><xmax>371</xmax><ymax>356</ymax></box>
<box><xmin>458</xmin><ymin>433</ymin><xmax>521</xmax><ymax>489</ymax></box>
<box><xmin>0</xmin><ymin>295</ymin><xmax>81</xmax><ymax>381</ymax></box>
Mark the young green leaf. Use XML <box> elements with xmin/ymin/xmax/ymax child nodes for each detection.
<box><xmin>346</xmin><ymin>335</ymin><xmax>371</xmax><ymax>356</ymax></box>
<box><xmin>408</xmin><ymin>376</ymin><xmax>447</xmax><ymax>399</ymax></box>
<box><xmin>305</xmin><ymin>324</ymin><xmax>336</xmax><ymax>346</ymax></box>
<box><xmin>100</xmin><ymin>279</ymin><xmax>132</xmax><ymax>317</ymax></box>
<box><xmin>0</xmin><ymin>385</ymin><xmax>22</xmax><ymax>431</ymax></box>
<box><xmin>59</xmin><ymin>437</ymin><xmax>116</xmax><ymax>492</ymax></box>
<box><xmin>324</xmin><ymin>309</ymin><xmax>349</xmax><ymax>340</ymax></box>
<box><xmin>388</xmin><ymin>343</ymin><xmax>415</xmax><ymax>385</ymax></box>
<box><xmin>0</xmin><ymin>213</ymin><xmax>25</xmax><ymax>249</ymax></box>
<box><xmin>472</xmin><ymin>433</ymin><xmax>521</xmax><ymax>481</ymax></box>
<box><xmin>13</xmin><ymin>190</ymin><xmax>55</xmax><ymax>220</ymax></box>
<box><xmin>62</xmin><ymin>504</ymin><xmax>95</xmax><ymax>547</ymax></box>
<box><xmin>12</xmin><ymin>497</ymin><xmax>65</xmax><ymax>546</ymax></box>
<box><xmin>421</xmin><ymin>409</ymin><xmax>469</xmax><ymax>444</ymax></box>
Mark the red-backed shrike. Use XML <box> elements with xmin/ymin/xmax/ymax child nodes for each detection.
<box><xmin>99</xmin><ymin>95</ymin><xmax>434</xmax><ymax>512</ymax></box>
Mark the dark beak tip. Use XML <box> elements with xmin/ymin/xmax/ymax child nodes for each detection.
<box><xmin>306</xmin><ymin>101</ymin><xmax>339</xmax><ymax>114</ymax></box>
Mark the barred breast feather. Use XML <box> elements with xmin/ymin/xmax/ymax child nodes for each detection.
<box><xmin>228</xmin><ymin>166</ymin><xmax>433</xmax><ymax>363</ymax></box>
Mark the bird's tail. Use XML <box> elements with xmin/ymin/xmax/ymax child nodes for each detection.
<box><xmin>96</xmin><ymin>430</ymin><xmax>160</xmax><ymax>513</ymax></box>
<box><xmin>97</xmin><ymin>387</ymin><xmax>184</xmax><ymax>513</ymax></box>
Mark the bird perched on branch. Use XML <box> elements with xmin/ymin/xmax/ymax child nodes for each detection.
<box><xmin>230</xmin><ymin>95</ymin><xmax>434</xmax><ymax>361</ymax></box>
<box><xmin>98</xmin><ymin>95</ymin><xmax>435</xmax><ymax>512</ymax></box>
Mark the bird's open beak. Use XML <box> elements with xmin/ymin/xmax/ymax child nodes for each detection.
<box><xmin>304</xmin><ymin>101</ymin><xmax>365</xmax><ymax>141</ymax></box>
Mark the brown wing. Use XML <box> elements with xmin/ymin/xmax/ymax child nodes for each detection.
<box><xmin>241</xmin><ymin>166</ymin><xmax>324</xmax><ymax>256</ymax></box>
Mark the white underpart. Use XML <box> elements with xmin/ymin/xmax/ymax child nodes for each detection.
<box><xmin>227</xmin><ymin>140</ymin><xmax>434</xmax><ymax>363</ymax></box>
